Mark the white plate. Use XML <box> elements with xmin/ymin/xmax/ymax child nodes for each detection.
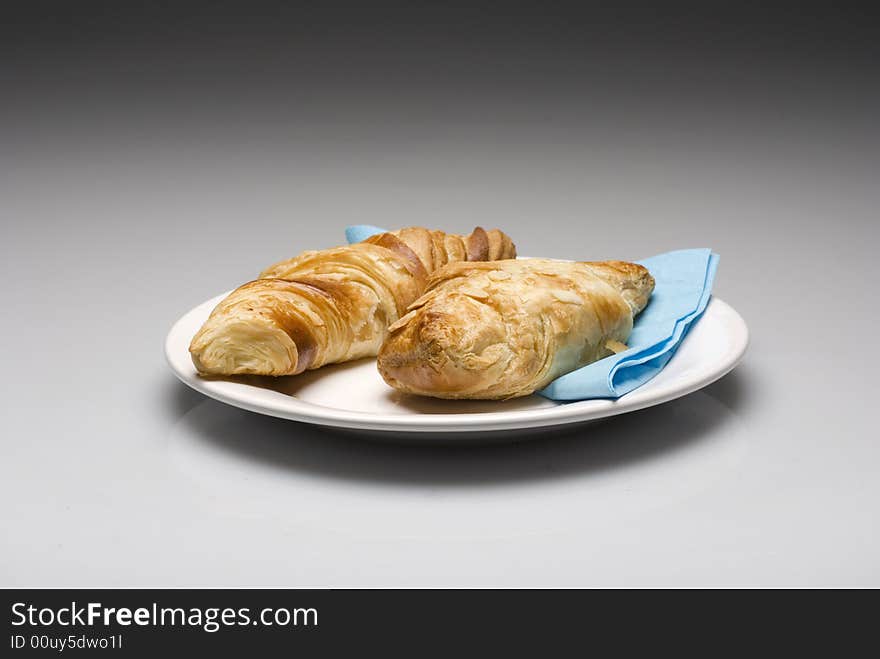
<box><xmin>165</xmin><ymin>289</ymin><xmax>749</xmax><ymax>435</ymax></box>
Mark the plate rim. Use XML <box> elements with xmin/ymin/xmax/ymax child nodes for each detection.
<box><xmin>165</xmin><ymin>293</ymin><xmax>748</xmax><ymax>433</ymax></box>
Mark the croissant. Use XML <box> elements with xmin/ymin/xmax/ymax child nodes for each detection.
<box><xmin>189</xmin><ymin>227</ymin><xmax>516</xmax><ymax>376</ymax></box>
<box><xmin>377</xmin><ymin>258</ymin><xmax>654</xmax><ymax>399</ymax></box>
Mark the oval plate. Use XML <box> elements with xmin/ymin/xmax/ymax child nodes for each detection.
<box><xmin>165</xmin><ymin>290</ymin><xmax>748</xmax><ymax>434</ymax></box>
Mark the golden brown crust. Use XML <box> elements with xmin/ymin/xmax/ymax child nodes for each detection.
<box><xmin>189</xmin><ymin>226</ymin><xmax>516</xmax><ymax>376</ymax></box>
<box><xmin>579</xmin><ymin>260</ymin><xmax>655</xmax><ymax>314</ymax></box>
<box><xmin>377</xmin><ymin>258</ymin><xmax>654</xmax><ymax>399</ymax></box>
<box><xmin>363</xmin><ymin>232</ymin><xmax>429</xmax><ymax>285</ymax></box>
<box><xmin>466</xmin><ymin>226</ymin><xmax>490</xmax><ymax>262</ymax></box>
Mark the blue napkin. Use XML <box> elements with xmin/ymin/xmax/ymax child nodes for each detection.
<box><xmin>540</xmin><ymin>248</ymin><xmax>718</xmax><ymax>400</ymax></box>
<box><xmin>346</xmin><ymin>225</ymin><xmax>388</xmax><ymax>244</ymax></box>
<box><xmin>346</xmin><ymin>225</ymin><xmax>718</xmax><ymax>401</ymax></box>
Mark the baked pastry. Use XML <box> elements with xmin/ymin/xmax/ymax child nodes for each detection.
<box><xmin>189</xmin><ymin>227</ymin><xmax>516</xmax><ymax>376</ymax></box>
<box><xmin>377</xmin><ymin>258</ymin><xmax>654</xmax><ymax>399</ymax></box>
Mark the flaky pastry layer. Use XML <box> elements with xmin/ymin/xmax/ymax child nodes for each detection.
<box><xmin>377</xmin><ymin>258</ymin><xmax>654</xmax><ymax>399</ymax></box>
<box><xmin>189</xmin><ymin>227</ymin><xmax>516</xmax><ymax>376</ymax></box>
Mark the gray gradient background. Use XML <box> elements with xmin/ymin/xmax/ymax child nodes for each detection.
<box><xmin>2</xmin><ymin>3</ymin><xmax>878</xmax><ymax>586</ymax></box>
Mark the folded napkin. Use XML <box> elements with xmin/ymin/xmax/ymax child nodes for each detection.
<box><xmin>540</xmin><ymin>248</ymin><xmax>718</xmax><ymax>400</ymax></box>
<box><xmin>345</xmin><ymin>225</ymin><xmax>388</xmax><ymax>244</ymax></box>
<box><xmin>345</xmin><ymin>225</ymin><xmax>718</xmax><ymax>401</ymax></box>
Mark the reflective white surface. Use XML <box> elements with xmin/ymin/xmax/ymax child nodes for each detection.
<box><xmin>3</xmin><ymin>42</ymin><xmax>879</xmax><ymax>586</ymax></box>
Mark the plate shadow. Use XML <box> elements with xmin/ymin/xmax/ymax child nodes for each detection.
<box><xmin>163</xmin><ymin>365</ymin><xmax>754</xmax><ymax>486</ymax></box>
